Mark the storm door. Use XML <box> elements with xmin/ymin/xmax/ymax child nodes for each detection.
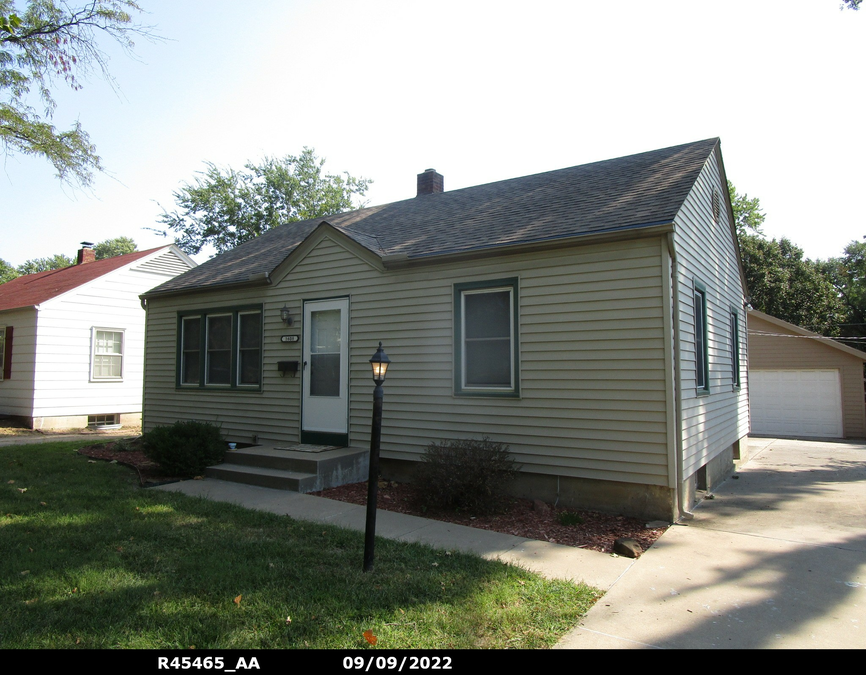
<box><xmin>301</xmin><ymin>297</ymin><xmax>349</xmax><ymax>446</ymax></box>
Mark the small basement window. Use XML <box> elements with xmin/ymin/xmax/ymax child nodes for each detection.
<box><xmin>88</xmin><ymin>414</ymin><xmax>120</xmax><ymax>429</ymax></box>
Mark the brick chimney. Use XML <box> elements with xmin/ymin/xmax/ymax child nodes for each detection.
<box><xmin>417</xmin><ymin>168</ymin><xmax>444</xmax><ymax>196</ymax></box>
<box><xmin>77</xmin><ymin>242</ymin><xmax>96</xmax><ymax>265</ymax></box>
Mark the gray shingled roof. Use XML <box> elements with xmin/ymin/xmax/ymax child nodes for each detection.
<box><xmin>146</xmin><ymin>138</ymin><xmax>719</xmax><ymax>297</ymax></box>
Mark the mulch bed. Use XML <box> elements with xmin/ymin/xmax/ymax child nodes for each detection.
<box><xmin>313</xmin><ymin>480</ymin><xmax>668</xmax><ymax>556</ymax></box>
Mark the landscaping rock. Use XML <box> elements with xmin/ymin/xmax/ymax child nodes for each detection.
<box><xmin>613</xmin><ymin>537</ymin><xmax>642</xmax><ymax>558</ymax></box>
<box><xmin>532</xmin><ymin>499</ymin><xmax>550</xmax><ymax>515</ymax></box>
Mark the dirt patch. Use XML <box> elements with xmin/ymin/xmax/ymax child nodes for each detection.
<box><xmin>313</xmin><ymin>480</ymin><xmax>668</xmax><ymax>556</ymax></box>
<box><xmin>76</xmin><ymin>437</ymin><xmax>184</xmax><ymax>486</ymax></box>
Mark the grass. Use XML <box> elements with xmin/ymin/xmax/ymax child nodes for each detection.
<box><xmin>0</xmin><ymin>441</ymin><xmax>601</xmax><ymax>649</ymax></box>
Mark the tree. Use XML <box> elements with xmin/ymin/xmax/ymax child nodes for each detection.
<box><xmin>823</xmin><ymin>239</ymin><xmax>866</xmax><ymax>345</ymax></box>
<box><xmin>729</xmin><ymin>181</ymin><xmax>846</xmax><ymax>335</ymax></box>
<box><xmin>1</xmin><ymin>1</ymin><xmax>153</xmax><ymax>186</ymax></box>
<box><xmin>16</xmin><ymin>252</ymin><xmax>73</xmax><ymax>274</ymax></box>
<box><xmin>94</xmin><ymin>235</ymin><xmax>136</xmax><ymax>259</ymax></box>
<box><xmin>728</xmin><ymin>180</ymin><xmax>765</xmax><ymax>238</ymax></box>
<box><xmin>0</xmin><ymin>257</ymin><xmax>18</xmax><ymax>283</ymax></box>
<box><xmin>6</xmin><ymin>236</ymin><xmax>135</xmax><ymax>278</ymax></box>
<box><xmin>157</xmin><ymin>148</ymin><xmax>372</xmax><ymax>255</ymax></box>
<box><xmin>739</xmin><ymin>234</ymin><xmax>846</xmax><ymax>336</ymax></box>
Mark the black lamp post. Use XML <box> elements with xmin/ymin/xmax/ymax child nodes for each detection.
<box><xmin>363</xmin><ymin>342</ymin><xmax>391</xmax><ymax>572</ymax></box>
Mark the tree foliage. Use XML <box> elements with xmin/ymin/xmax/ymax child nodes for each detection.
<box><xmin>4</xmin><ymin>236</ymin><xmax>137</xmax><ymax>278</ymax></box>
<box><xmin>823</xmin><ymin>240</ymin><xmax>866</xmax><ymax>345</ymax></box>
<box><xmin>739</xmin><ymin>233</ymin><xmax>846</xmax><ymax>335</ymax></box>
<box><xmin>727</xmin><ymin>180</ymin><xmax>765</xmax><ymax>238</ymax></box>
<box><xmin>0</xmin><ymin>1</ymin><xmax>153</xmax><ymax>186</ymax></box>
<box><xmin>94</xmin><ymin>234</ymin><xmax>136</xmax><ymax>259</ymax></box>
<box><xmin>157</xmin><ymin>148</ymin><xmax>372</xmax><ymax>255</ymax></box>
<box><xmin>0</xmin><ymin>257</ymin><xmax>17</xmax><ymax>283</ymax></box>
<box><xmin>729</xmin><ymin>181</ymin><xmax>847</xmax><ymax>336</ymax></box>
<box><xmin>16</xmin><ymin>252</ymin><xmax>73</xmax><ymax>274</ymax></box>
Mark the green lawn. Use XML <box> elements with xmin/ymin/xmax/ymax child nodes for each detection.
<box><xmin>0</xmin><ymin>441</ymin><xmax>601</xmax><ymax>649</ymax></box>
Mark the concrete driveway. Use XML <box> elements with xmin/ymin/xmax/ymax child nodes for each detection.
<box><xmin>557</xmin><ymin>437</ymin><xmax>866</xmax><ymax>649</ymax></box>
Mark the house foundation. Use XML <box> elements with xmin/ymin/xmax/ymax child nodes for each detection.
<box><xmin>379</xmin><ymin>457</ymin><xmax>675</xmax><ymax>521</ymax></box>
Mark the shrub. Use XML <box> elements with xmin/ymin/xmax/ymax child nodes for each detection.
<box><xmin>415</xmin><ymin>437</ymin><xmax>520</xmax><ymax>515</ymax></box>
<box><xmin>557</xmin><ymin>511</ymin><xmax>584</xmax><ymax>526</ymax></box>
<box><xmin>142</xmin><ymin>420</ymin><xmax>225</xmax><ymax>477</ymax></box>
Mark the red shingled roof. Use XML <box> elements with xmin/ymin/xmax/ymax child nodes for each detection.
<box><xmin>0</xmin><ymin>247</ymin><xmax>168</xmax><ymax>313</ymax></box>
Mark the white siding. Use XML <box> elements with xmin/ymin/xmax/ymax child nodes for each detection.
<box><xmin>0</xmin><ymin>308</ymin><xmax>37</xmax><ymax>416</ymax></box>
<box><xmin>673</xmin><ymin>149</ymin><xmax>750</xmax><ymax>479</ymax></box>
<box><xmin>144</xmin><ymin>234</ymin><xmax>673</xmax><ymax>487</ymax></box>
<box><xmin>30</xmin><ymin>248</ymin><xmax>195</xmax><ymax>420</ymax></box>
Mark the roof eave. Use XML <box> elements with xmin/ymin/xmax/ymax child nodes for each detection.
<box><xmin>381</xmin><ymin>221</ymin><xmax>676</xmax><ymax>269</ymax></box>
<box><xmin>140</xmin><ymin>273</ymin><xmax>272</xmax><ymax>302</ymax></box>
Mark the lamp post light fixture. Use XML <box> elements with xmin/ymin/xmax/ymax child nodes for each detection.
<box><xmin>363</xmin><ymin>342</ymin><xmax>391</xmax><ymax>572</ymax></box>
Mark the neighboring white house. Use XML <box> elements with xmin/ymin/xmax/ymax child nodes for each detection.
<box><xmin>0</xmin><ymin>244</ymin><xmax>196</xmax><ymax>430</ymax></box>
<box><xmin>140</xmin><ymin>139</ymin><xmax>750</xmax><ymax>520</ymax></box>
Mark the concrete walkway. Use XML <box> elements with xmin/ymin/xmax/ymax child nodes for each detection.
<box><xmin>154</xmin><ymin>477</ymin><xmax>635</xmax><ymax>592</ymax></box>
<box><xmin>557</xmin><ymin>437</ymin><xmax>866</xmax><ymax>649</ymax></box>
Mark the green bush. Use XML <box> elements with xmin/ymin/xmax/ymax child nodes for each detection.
<box><xmin>415</xmin><ymin>437</ymin><xmax>520</xmax><ymax>515</ymax></box>
<box><xmin>557</xmin><ymin>511</ymin><xmax>584</xmax><ymax>526</ymax></box>
<box><xmin>142</xmin><ymin>420</ymin><xmax>225</xmax><ymax>477</ymax></box>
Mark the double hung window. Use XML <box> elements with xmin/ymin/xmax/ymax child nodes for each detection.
<box><xmin>0</xmin><ymin>326</ymin><xmax>9</xmax><ymax>381</ymax></box>
<box><xmin>730</xmin><ymin>309</ymin><xmax>741</xmax><ymax>388</ymax></box>
<box><xmin>91</xmin><ymin>329</ymin><xmax>124</xmax><ymax>380</ymax></box>
<box><xmin>694</xmin><ymin>282</ymin><xmax>709</xmax><ymax>393</ymax></box>
<box><xmin>454</xmin><ymin>278</ymin><xmax>519</xmax><ymax>396</ymax></box>
<box><xmin>178</xmin><ymin>307</ymin><xmax>262</xmax><ymax>389</ymax></box>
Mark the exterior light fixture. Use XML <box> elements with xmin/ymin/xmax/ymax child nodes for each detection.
<box><xmin>364</xmin><ymin>341</ymin><xmax>391</xmax><ymax>572</ymax></box>
<box><xmin>280</xmin><ymin>304</ymin><xmax>293</xmax><ymax>326</ymax></box>
<box><xmin>369</xmin><ymin>341</ymin><xmax>391</xmax><ymax>385</ymax></box>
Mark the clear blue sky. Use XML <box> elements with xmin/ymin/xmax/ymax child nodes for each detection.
<box><xmin>2</xmin><ymin>1</ymin><xmax>863</xmax><ymax>266</ymax></box>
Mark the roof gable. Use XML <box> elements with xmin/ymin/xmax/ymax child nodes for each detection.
<box><xmin>0</xmin><ymin>246</ymin><xmax>170</xmax><ymax>313</ymax></box>
<box><xmin>748</xmin><ymin>310</ymin><xmax>866</xmax><ymax>362</ymax></box>
<box><xmin>146</xmin><ymin>138</ymin><xmax>720</xmax><ymax>298</ymax></box>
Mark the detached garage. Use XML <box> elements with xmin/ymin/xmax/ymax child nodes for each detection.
<box><xmin>748</xmin><ymin>310</ymin><xmax>866</xmax><ymax>439</ymax></box>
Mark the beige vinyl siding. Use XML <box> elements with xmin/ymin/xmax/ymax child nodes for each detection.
<box><xmin>748</xmin><ymin>313</ymin><xmax>866</xmax><ymax>437</ymax></box>
<box><xmin>145</xmin><ymin>233</ymin><xmax>672</xmax><ymax>487</ymax></box>
<box><xmin>0</xmin><ymin>308</ymin><xmax>37</xmax><ymax>417</ymax></box>
<box><xmin>673</xmin><ymin>149</ymin><xmax>750</xmax><ymax>478</ymax></box>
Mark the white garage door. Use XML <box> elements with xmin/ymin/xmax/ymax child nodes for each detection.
<box><xmin>750</xmin><ymin>369</ymin><xmax>843</xmax><ymax>438</ymax></box>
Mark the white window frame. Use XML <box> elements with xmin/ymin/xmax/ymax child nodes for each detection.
<box><xmin>90</xmin><ymin>327</ymin><xmax>125</xmax><ymax>382</ymax></box>
<box><xmin>454</xmin><ymin>278</ymin><xmax>520</xmax><ymax>397</ymax></box>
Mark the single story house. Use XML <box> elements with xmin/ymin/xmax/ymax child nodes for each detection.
<box><xmin>0</xmin><ymin>244</ymin><xmax>196</xmax><ymax>429</ymax></box>
<box><xmin>141</xmin><ymin>138</ymin><xmax>750</xmax><ymax>521</ymax></box>
<box><xmin>748</xmin><ymin>309</ymin><xmax>866</xmax><ymax>439</ymax></box>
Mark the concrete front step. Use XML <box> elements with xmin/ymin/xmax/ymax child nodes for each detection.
<box><xmin>205</xmin><ymin>444</ymin><xmax>368</xmax><ymax>493</ymax></box>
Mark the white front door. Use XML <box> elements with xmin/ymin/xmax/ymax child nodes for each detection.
<box><xmin>302</xmin><ymin>297</ymin><xmax>349</xmax><ymax>445</ymax></box>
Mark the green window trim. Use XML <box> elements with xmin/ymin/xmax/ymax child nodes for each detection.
<box><xmin>453</xmin><ymin>277</ymin><xmax>520</xmax><ymax>397</ymax></box>
<box><xmin>176</xmin><ymin>305</ymin><xmax>263</xmax><ymax>390</ymax></box>
<box><xmin>730</xmin><ymin>307</ymin><xmax>741</xmax><ymax>388</ymax></box>
<box><xmin>693</xmin><ymin>280</ymin><xmax>709</xmax><ymax>394</ymax></box>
